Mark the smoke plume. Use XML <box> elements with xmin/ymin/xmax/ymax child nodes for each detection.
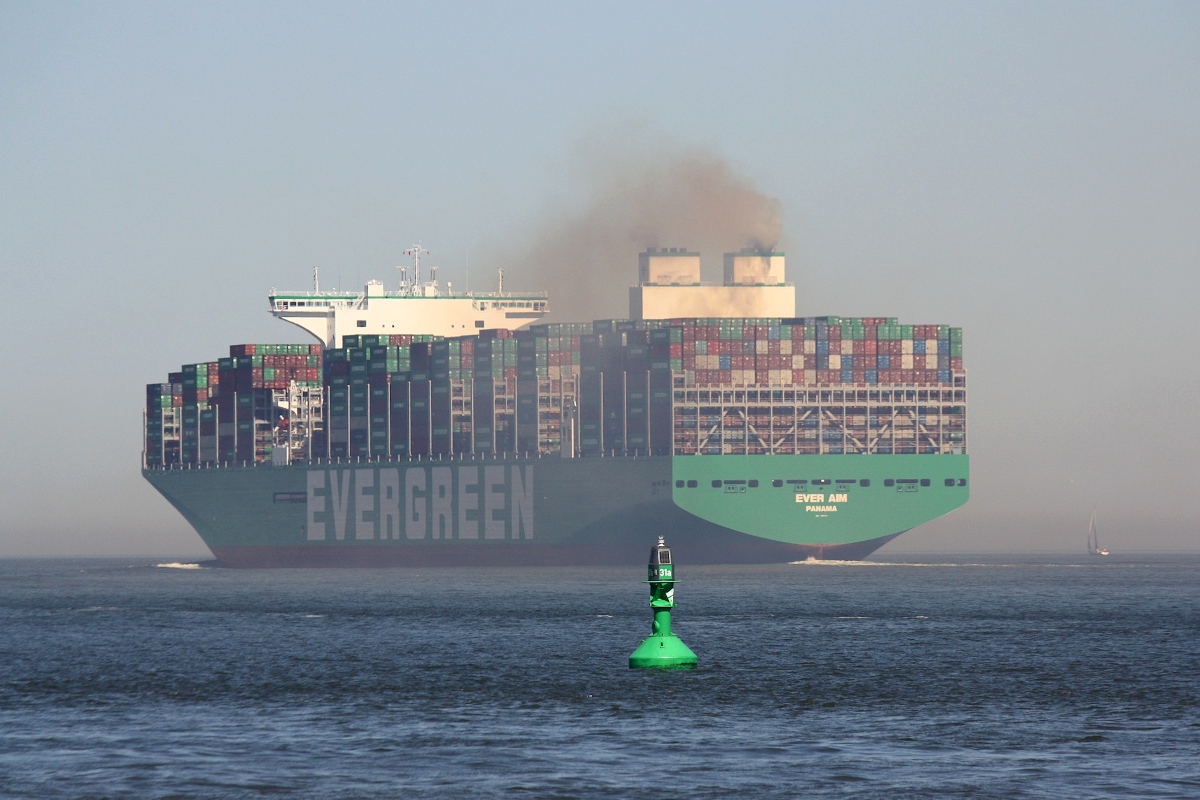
<box><xmin>502</xmin><ymin>138</ymin><xmax>783</xmax><ymax>321</ymax></box>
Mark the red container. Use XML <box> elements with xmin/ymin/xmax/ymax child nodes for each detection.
<box><xmin>669</xmin><ymin>343</ymin><xmax>682</xmax><ymax>357</ymax></box>
<box><xmin>913</xmin><ymin>355</ymin><xmax>925</xmax><ymax>370</ymax></box>
<box><xmin>950</xmin><ymin>357</ymin><xmax>962</xmax><ymax>370</ymax></box>
<box><xmin>854</xmin><ymin>370</ymin><xmax>865</xmax><ymax>383</ymax></box>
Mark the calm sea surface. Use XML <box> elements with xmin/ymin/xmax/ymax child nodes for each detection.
<box><xmin>1</xmin><ymin>553</ymin><xmax>1197</xmax><ymax>799</ymax></box>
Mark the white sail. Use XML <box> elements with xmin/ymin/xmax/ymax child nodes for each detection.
<box><xmin>1088</xmin><ymin>507</ymin><xmax>1109</xmax><ymax>556</ymax></box>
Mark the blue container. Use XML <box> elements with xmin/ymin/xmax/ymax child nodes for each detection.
<box><xmin>841</xmin><ymin>369</ymin><xmax>854</xmax><ymax>383</ymax></box>
<box><xmin>938</xmin><ymin>369</ymin><xmax>951</xmax><ymax>383</ymax></box>
<box><xmin>938</xmin><ymin>340</ymin><xmax>950</xmax><ymax>354</ymax></box>
<box><xmin>913</xmin><ymin>339</ymin><xmax>925</xmax><ymax>354</ymax></box>
<box><xmin>878</xmin><ymin>354</ymin><xmax>891</xmax><ymax>369</ymax></box>
<box><xmin>816</xmin><ymin>355</ymin><xmax>829</xmax><ymax>370</ymax></box>
<box><xmin>865</xmin><ymin>369</ymin><xmax>878</xmax><ymax>383</ymax></box>
<box><xmin>816</xmin><ymin>340</ymin><xmax>829</xmax><ymax>355</ymax></box>
<box><xmin>719</xmin><ymin>355</ymin><xmax>732</xmax><ymax>370</ymax></box>
<box><xmin>843</xmin><ymin>355</ymin><xmax>855</xmax><ymax>369</ymax></box>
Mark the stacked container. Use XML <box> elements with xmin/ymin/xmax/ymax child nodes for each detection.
<box><xmin>146</xmin><ymin>316</ymin><xmax>965</xmax><ymax>467</ymax></box>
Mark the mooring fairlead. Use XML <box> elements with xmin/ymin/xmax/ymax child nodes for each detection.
<box><xmin>629</xmin><ymin>536</ymin><xmax>698</xmax><ymax>669</ymax></box>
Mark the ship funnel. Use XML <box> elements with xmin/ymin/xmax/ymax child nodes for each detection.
<box><xmin>723</xmin><ymin>249</ymin><xmax>785</xmax><ymax>286</ymax></box>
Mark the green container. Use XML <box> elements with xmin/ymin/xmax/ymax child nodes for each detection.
<box><xmin>950</xmin><ymin>342</ymin><xmax>962</xmax><ymax>356</ymax></box>
<box><xmin>950</xmin><ymin>328</ymin><xmax>962</xmax><ymax>343</ymax></box>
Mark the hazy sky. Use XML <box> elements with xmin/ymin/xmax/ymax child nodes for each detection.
<box><xmin>2</xmin><ymin>1</ymin><xmax>1197</xmax><ymax>556</ymax></box>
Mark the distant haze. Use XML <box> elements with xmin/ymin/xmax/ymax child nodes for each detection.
<box><xmin>0</xmin><ymin>3</ymin><xmax>1197</xmax><ymax>556</ymax></box>
<box><xmin>500</xmin><ymin>136</ymin><xmax>782</xmax><ymax>321</ymax></box>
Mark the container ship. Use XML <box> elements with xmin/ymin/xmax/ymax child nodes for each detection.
<box><xmin>143</xmin><ymin>247</ymin><xmax>968</xmax><ymax>567</ymax></box>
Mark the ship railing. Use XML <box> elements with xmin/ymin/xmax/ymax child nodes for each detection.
<box><xmin>637</xmin><ymin>280</ymin><xmax>794</xmax><ymax>288</ymax></box>
<box><xmin>271</xmin><ymin>288</ymin><xmax>549</xmax><ymax>300</ymax></box>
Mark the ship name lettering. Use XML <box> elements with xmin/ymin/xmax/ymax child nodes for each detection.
<box><xmin>329</xmin><ymin>470</ymin><xmax>352</xmax><ymax>540</ymax></box>
<box><xmin>355</xmin><ymin>469</ymin><xmax>375</xmax><ymax>540</ymax></box>
<box><xmin>405</xmin><ymin>468</ymin><xmax>426</xmax><ymax>540</ymax></box>
<box><xmin>379</xmin><ymin>468</ymin><xmax>401</xmax><ymax>539</ymax></box>
<box><xmin>806</xmin><ymin>505</ymin><xmax>839</xmax><ymax>513</ymax></box>
<box><xmin>304</xmin><ymin>466</ymin><xmax>533</xmax><ymax>543</ymax></box>
<box><xmin>795</xmin><ymin>493</ymin><xmax>825</xmax><ymax>503</ymax></box>
<box><xmin>306</xmin><ymin>471</ymin><xmax>326</xmax><ymax>540</ymax></box>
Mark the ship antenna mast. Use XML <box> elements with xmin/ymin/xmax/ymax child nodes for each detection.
<box><xmin>498</xmin><ymin>267</ymin><xmax>504</xmax><ymax>294</ymax></box>
<box><xmin>403</xmin><ymin>243</ymin><xmax>429</xmax><ymax>295</ymax></box>
<box><xmin>313</xmin><ymin>266</ymin><xmax>319</xmax><ymax>293</ymax></box>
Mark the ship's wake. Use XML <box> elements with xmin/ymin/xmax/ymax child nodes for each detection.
<box><xmin>789</xmin><ymin>559</ymin><xmax>1098</xmax><ymax>568</ymax></box>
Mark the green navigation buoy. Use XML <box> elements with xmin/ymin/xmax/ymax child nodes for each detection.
<box><xmin>629</xmin><ymin>536</ymin><xmax>698</xmax><ymax>669</ymax></box>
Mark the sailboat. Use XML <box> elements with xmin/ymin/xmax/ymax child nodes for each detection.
<box><xmin>1087</xmin><ymin>507</ymin><xmax>1109</xmax><ymax>556</ymax></box>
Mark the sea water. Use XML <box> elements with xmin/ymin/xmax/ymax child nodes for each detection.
<box><xmin>0</xmin><ymin>554</ymin><xmax>1197</xmax><ymax>799</ymax></box>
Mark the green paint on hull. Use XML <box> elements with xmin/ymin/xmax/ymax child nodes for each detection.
<box><xmin>671</xmin><ymin>454</ymin><xmax>970</xmax><ymax>546</ymax></box>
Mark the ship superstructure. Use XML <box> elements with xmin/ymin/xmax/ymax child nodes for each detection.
<box><xmin>270</xmin><ymin>246</ymin><xmax>549</xmax><ymax>347</ymax></box>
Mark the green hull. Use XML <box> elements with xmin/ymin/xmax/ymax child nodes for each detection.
<box><xmin>143</xmin><ymin>454</ymin><xmax>968</xmax><ymax>567</ymax></box>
